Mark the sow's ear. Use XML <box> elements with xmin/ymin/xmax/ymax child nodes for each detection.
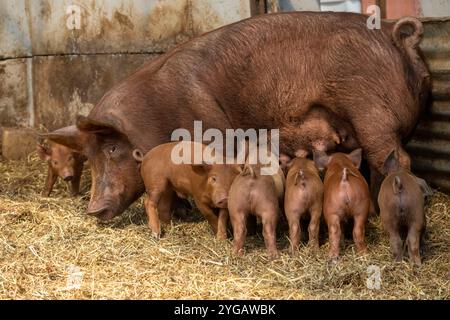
<box><xmin>279</xmin><ymin>153</ymin><xmax>292</xmax><ymax>173</ymax></box>
<box><xmin>39</xmin><ymin>125</ymin><xmax>85</xmax><ymax>153</ymax></box>
<box><xmin>383</xmin><ymin>150</ymin><xmax>399</xmax><ymax>175</ymax></box>
<box><xmin>76</xmin><ymin>115</ymin><xmax>118</xmax><ymax>135</ymax></box>
<box><xmin>313</xmin><ymin>150</ymin><xmax>330</xmax><ymax>171</ymax></box>
<box><xmin>348</xmin><ymin>148</ymin><xmax>362</xmax><ymax>169</ymax></box>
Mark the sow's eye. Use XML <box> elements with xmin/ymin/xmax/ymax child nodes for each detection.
<box><xmin>105</xmin><ymin>144</ymin><xmax>119</xmax><ymax>158</ymax></box>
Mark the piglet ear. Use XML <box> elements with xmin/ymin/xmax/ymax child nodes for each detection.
<box><xmin>383</xmin><ymin>149</ymin><xmax>399</xmax><ymax>175</ymax></box>
<box><xmin>191</xmin><ymin>163</ymin><xmax>212</xmax><ymax>175</ymax></box>
<box><xmin>416</xmin><ymin>177</ymin><xmax>433</xmax><ymax>198</ymax></box>
<box><xmin>279</xmin><ymin>153</ymin><xmax>292</xmax><ymax>172</ymax></box>
<box><xmin>36</xmin><ymin>144</ymin><xmax>51</xmax><ymax>161</ymax></box>
<box><xmin>313</xmin><ymin>150</ymin><xmax>330</xmax><ymax>171</ymax></box>
<box><xmin>235</xmin><ymin>164</ymin><xmax>244</xmax><ymax>174</ymax></box>
<box><xmin>39</xmin><ymin>125</ymin><xmax>85</xmax><ymax>153</ymax></box>
<box><xmin>349</xmin><ymin>148</ymin><xmax>362</xmax><ymax>169</ymax></box>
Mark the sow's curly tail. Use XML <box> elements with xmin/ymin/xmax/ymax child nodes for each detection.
<box><xmin>392</xmin><ymin>17</ymin><xmax>424</xmax><ymax>58</ymax></box>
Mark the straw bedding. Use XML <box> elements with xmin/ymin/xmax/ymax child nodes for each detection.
<box><xmin>0</xmin><ymin>154</ymin><xmax>448</xmax><ymax>299</ymax></box>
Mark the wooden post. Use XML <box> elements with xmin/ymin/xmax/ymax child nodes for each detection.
<box><xmin>376</xmin><ymin>0</ymin><xmax>387</xmax><ymax>18</ymax></box>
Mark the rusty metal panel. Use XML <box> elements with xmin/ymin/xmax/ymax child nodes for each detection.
<box><xmin>406</xmin><ymin>17</ymin><xmax>450</xmax><ymax>193</ymax></box>
<box><xmin>0</xmin><ymin>58</ymin><xmax>30</xmax><ymax>127</ymax></box>
<box><xmin>32</xmin><ymin>54</ymin><xmax>159</xmax><ymax>131</ymax></box>
<box><xmin>0</xmin><ymin>0</ymin><xmax>32</xmax><ymax>59</ymax></box>
<box><xmin>385</xmin><ymin>0</ymin><xmax>420</xmax><ymax>19</ymax></box>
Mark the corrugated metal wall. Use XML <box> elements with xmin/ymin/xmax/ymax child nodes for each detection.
<box><xmin>406</xmin><ymin>18</ymin><xmax>450</xmax><ymax>193</ymax></box>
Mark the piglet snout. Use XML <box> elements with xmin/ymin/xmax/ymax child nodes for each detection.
<box><xmin>216</xmin><ymin>197</ymin><xmax>228</xmax><ymax>208</ymax></box>
<box><xmin>63</xmin><ymin>175</ymin><xmax>74</xmax><ymax>182</ymax></box>
<box><xmin>61</xmin><ymin>170</ymin><xmax>75</xmax><ymax>181</ymax></box>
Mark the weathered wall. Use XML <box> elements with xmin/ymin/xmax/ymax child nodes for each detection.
<box><xmin>0</xmin><ymin>58</ymin><xmax>30</xmax><ymax>128</ymax></box>
<box><xmin>0</xmin><ymin>0</ymin><xmax>253</xmax><ymax>131</ymax></box>
<box><xmin>420</xmin><ymin>0</ymin><xmax>450</xmax><ymax>18</ymax></box>
<box><xmin>32</xmin><ymin>54</ymin><xmax>159</xmax><ymax>131</ymax></box>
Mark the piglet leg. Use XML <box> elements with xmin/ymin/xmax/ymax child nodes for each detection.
<box><xmin>217</xmin><ymin>208</ymin><xmax>229</xmax><ymax>240</ymax></box>
<box><xmin>383</xmin><ymin>217</ymin><xmax>403</xmax><ymax>262</ymax></box>
<box><xmin>42</xmin><ymin>166</ymin><xmax>57</xmax><ymax>197</ymax></box>
<box><xmin>286</xmin><ymin>211</ymin><xmax>301</xmax><ymax>254</ymax></box>
<box><xmin>262</xmin><ymin>211</ymin><xmax>279</xmax><ymax>260</ymax></box>
<box><xmin>145</xmin><ymin>192</ymin><xmax>162</xmax><ymax>239</ymax></box>
<box><xmin>70</xmin><ymin>175</ymin><xmax>81</xmax><ymax>196</ymax></box>
<box><xmin>70</xmin><ymin>162</ymin><xmax>83</xmax><ymax>196</ymax></box>
<box><xmin>230</xmin><ymin>210</ymin><xmax>247</xmax><ymax>256</ymax></box>
<box><xmin>353</xmin><ymin>215</ymin><xmax>368</xmax><ymax>255</ymax></box>
<box><xmin>308</xmin><ymin>204</ymin><xmax>322</xmax><ymax>250</ymax></box>
<box><xmin>197</xmin><ymin>203</ymin><xmax>219</xmax><ymax>235</ymax></box>
<box><xmin>407</xmin><ymin>227</ymin><xmax>422</xmax><ymax>267</ymax></box>
<box><xmin>157</xmin><ymin>189</ymin><xmax>174</xmax><ymax>224</ymax></box>
<box><xmin>327</xmin><ymin>214</ymin><xmax>341</xmax><ymax>261</ymax></box>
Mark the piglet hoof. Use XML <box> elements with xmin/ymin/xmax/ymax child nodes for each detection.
<box><xmin>308</xmin><ymin>242</ymin><xmax>320</xmax><ymax>252</ymax></box>
<box><xmin>327</xmin><ymin>256</ymin><xmax>339</xmax><ymax>266</ymax></box>
<box><xmin>289</xmin><ymin>246</ymin><xmax>299</xmax><ymax>256</ymax></box>
<box><xmin>328</xmin><ymin>258</ymin><xmax>338</xmax><ymax>266</ymax></box>
<box><xmin>357</xmin><ymin>247</ymin><xmax>368</xmax><ymax>256</ymax></box>
<box><xmin>232</xmin><ymin>247</ymin><xmax>244</xmax><ymax>257</ymax></box>
<box><xmin>41</xmin><ymin>191</ymin><xmax>51</xmax><ymax>197</ymax></box>
<box><xmin>267</xmin><ymin>251</ymin><xmax>279</xmax><ymax>261</ymax></box>
<box><xmin>151</xmin><ymin>232</ymin><xmax>161</xmax><ymax>240</ymax></box>
<box><xmin>394</xmin><ymin>255</ymin><xmax>404</xmax><ymax>263</ymax></box>
<box><xmin>216</xmin><ymin>231</ymin><xmax>228</xmax><ymax>241</ymax></box>
<box><xmin>410</xmin><ymin>257</ymin><xmax>422</xmax><ymax>267</ymax></box>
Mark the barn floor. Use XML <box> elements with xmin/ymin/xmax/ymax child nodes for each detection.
<box><xmin>0</xmin><ymin>154</ymin><xmax>449</xmax><ymax>299</ymax></box>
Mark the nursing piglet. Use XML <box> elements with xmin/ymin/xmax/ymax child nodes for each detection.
<box><xmin>378</xmin><ymin>150</ymin><xmax>432</xmax><ymax>266</ymax></box>
<box><xmin>314</xmin><ymin>149</ymin><xmax>370</xmax><ymax>261</ymax></box>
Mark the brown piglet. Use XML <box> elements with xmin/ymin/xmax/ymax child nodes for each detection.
<box><xmin>314</xmin><ymin>149</ymin><xmax>370</xmax><ymax>261</ymax></box>
<box><xmin>378</xmin><ymin>150</ymin><xmax>432</xmax><ymax>266</ymax></box>
<box><xmin>133</xmin><ymin>141</ymin><xmax>240</xmax><ymax>240</ymax></box>
<box><xmin>228</xmin><ymin>164</ymin><xmax>285</xmax><ymax>260</ymax></box>
<box><xmin>37</xmin><ymin>142</ymin><xmax>86</xmax><ymax>196</ymax></box>
<box><xmin>284</xmin><ymin>157</ymin><xmax>323</xmax><ymax>252</ymax></box>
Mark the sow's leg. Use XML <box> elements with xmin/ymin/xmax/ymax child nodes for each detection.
<box><xmin>370</xmin><ymin>165</ymin><xmax>383</xmax><ymax>214</ymax></box>
<box><xmin>353</xmin><ymin>127</ymin><xmax>411</xmax><ymax>179</ymax></box>
<box><xmin>42</xmin><ymin>166</ymin><xmax>57</xmax><ymax>197</ymax></box>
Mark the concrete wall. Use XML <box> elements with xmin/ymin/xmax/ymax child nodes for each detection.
<box><xmin>0</xmin><ymin>0</ymin><xmax>252</xmax><ymax>132</ymax></box>
<box><xmin>420</xmin><ymin>0</ymin><xmax>450</xmax><ymax>18</ymax></box>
